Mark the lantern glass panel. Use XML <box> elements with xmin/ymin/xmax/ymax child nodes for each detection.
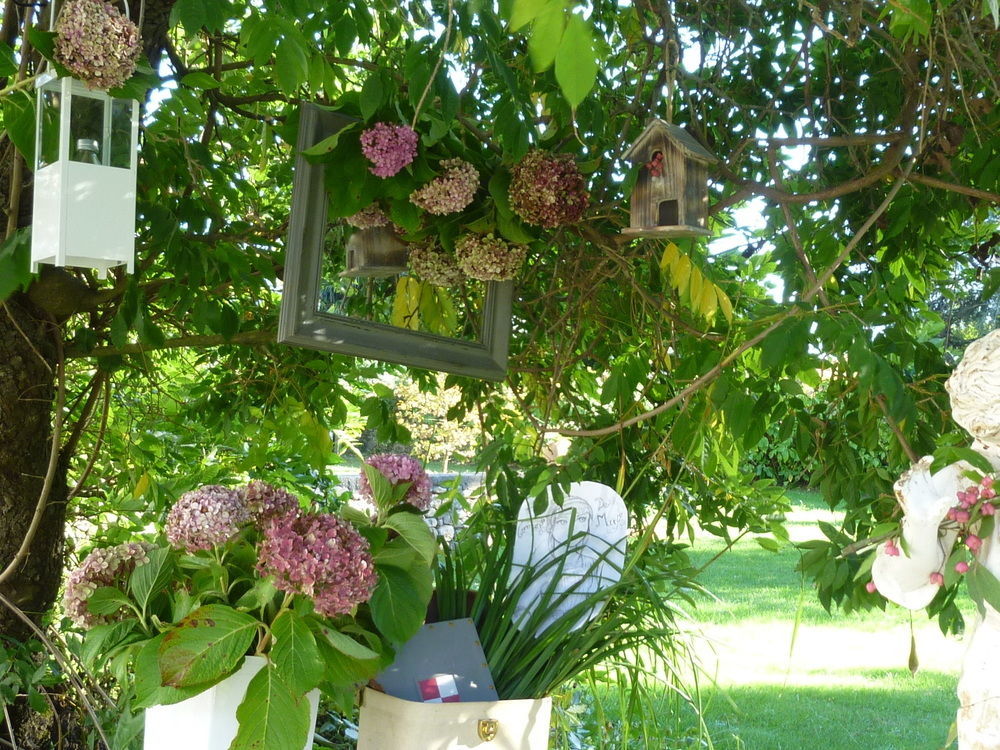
<box><xmin>70</xmin><ymin>93</ymin><xmax>105</xmax><ymax>165</ymax></box>
<box><xmin>109</xmin><ymin>99</ymin><xmax>133</xmax><ymax>169</ymax></box>
<box><xmin>37</xmin><ymin>87</ymin><xmax>61</xmax><ymax>169</ymax></box>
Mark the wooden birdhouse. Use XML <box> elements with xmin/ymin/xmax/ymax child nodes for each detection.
<box><xmin>341</xmin><ymin>226</ymin><xmax>409</xmax><ymax>278</ymax></box>
<box><xmin>622</xmin><ymin>118</ymin><xmax>718</xmax><ymax>239</ymax></box>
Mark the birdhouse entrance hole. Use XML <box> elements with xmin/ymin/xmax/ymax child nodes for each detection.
<box><xmin>658</xmin><ymin>199</ymin><xmax>679</xmax><ymax>226</ymax></box>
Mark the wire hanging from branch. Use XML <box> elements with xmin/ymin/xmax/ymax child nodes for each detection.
<box><xmin>661</xmin><ymin>1</ymin><xmax>679</xmax><ymax>124</ymax></box>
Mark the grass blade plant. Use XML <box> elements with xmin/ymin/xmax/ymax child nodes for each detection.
<box><xmin>435</xmin><ymin>508</ymin><xmax>710</xmax><ymax>747</ymax></box>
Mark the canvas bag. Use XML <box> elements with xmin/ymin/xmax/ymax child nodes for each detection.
<box><xmin>356</xmin><ymin>688</ymin><xmax>551</xmax><ymax>749</ymax></box>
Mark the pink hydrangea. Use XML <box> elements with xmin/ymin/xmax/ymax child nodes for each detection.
<box><xmin>359</xmin><ymin>453</ymin><xmax>432</xmax><ymax>511</ymax></box>
<box><xmin>408</xmin><ymin>244</ymin><xmax>465</xmax><ymax>287</ymax></box>
<box><xmin>241</xmin><ymin>480</ymin><xmax>299</xmax><ymax>522</ymax></box>
<box><xmin>508</xmin><ymin>150</ymin><xmax>589</xmax><ymax>228</ymax></box>
<box><xmin>63</xmin><ymin>542</ymin><xmax>153</xmax><ymax>627</ymax></box>
<box><xmin>55</xmin><ymin>0</ymin><xmax>139</xmax><ymax>91</ymax></box>
<box><xmin>361</xmin><ymin>122</ymin><xmax>418</xmax><ymax>178</ymax></box>
<box><xmin>165</xmin><ymin>485</ymin><xmax>250</xmax><ymax>552</ymax></box>
<box><xmin>410</xmin><ymin>159</ymin><xmax>479</xmax><ymax>215</ymax></box>
<box><xmin>346</xmin><ymin>205</ymin><xmax>391</xmax><ymax>229</ymax></box>
<box><xmin>455</xmin><ymin>233</ymin><xmax>526</xmax><ymax>281</ymax></box>
<box><xmin>257</xmin><ymin>511</ymin><xmax>377</xmax><ymax>617</ymax></box>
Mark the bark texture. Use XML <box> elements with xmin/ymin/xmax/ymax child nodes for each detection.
<box><xmin>0</xmin><ymin>295</ymin><xmax>67</xmax><ymax>639</ymax></box>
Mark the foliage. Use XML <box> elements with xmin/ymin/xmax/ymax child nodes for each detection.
<box><xmin>433</xmin><ymin>489</ymin><xmax>708</xmax><ymax>746</ymax></box>
<box><xmin>0</xmin><ymin>0</ymin><xmax>996</xmax><ymax>741</ymax></box>
<box><xmin>392</xmin><ymin>375</ymin><xmax>479</xmax><ymax>469</ymax></box>
<box><xmin>69</xmin><ymin>473</ymin><xmax>435</xmax><ymax>749</ymax></box>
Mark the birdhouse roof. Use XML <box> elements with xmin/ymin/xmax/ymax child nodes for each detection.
<box><xmin>622</xmin><ymin>119</ymin><xmax>719</xmax><ymax>164</ymax></box>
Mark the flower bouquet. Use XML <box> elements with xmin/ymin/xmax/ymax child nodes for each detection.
<box><xmin>65</xmin><ymin>455</ymin><xmax>437</xmax><ymax>748</ymax></box>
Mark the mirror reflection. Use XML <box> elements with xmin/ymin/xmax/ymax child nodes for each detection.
<box><xmin>315</xmin><ymin>216</ymin><xmax>489</xmax><ymax>344</ymax></box>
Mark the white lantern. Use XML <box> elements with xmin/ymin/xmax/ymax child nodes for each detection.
<box><xmin>31</xmin><ymin>72</ymin><xmax>138</xmax><ymax>279</ymax></box>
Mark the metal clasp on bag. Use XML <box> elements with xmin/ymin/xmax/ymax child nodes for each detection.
<box><xmin>477</xmin><ymin>718</ymin><xmax>499</xmax><ymax>742</ymax></box>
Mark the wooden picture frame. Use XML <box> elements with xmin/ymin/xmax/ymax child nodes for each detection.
<box><xmin>278</xmin><ymin>104</ymin><xmax>513</xmax><ymax>381</ymax></box>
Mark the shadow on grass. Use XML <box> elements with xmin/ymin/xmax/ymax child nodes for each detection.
<box><xmin>697</xmin><ymin>671</ymin><xmax>956</xmax><ymax>750</ymax></box>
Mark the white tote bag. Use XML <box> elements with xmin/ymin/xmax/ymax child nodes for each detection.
<box><xmin>357</xmin><ymin>688</ymin><xmax>551</xmax><ymax>750</ymax></box>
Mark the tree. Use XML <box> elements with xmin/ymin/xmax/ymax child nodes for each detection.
<box><xmin>0</xmin><ymin>0</ymin><xmax>997</xmax><ymax>723</ymax></box>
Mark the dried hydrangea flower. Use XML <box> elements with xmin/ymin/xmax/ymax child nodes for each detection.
<box><xmin>358</xmin><ymin>453</ymin><xmax>433</xmax><ymax>511</ymax></box>
<box><xmin>408</xmin><ymin>243</ymin><xmax>465</xmax><ymax>287</ymax></box>
<box><xmin>257</xmin><ymin>511</ymin><xmax>377</xmax><ymax>617</ymax></box>
<box><xmin>165</xmin><ymin>485</ymin><xmax>250</xmax><ymax>552</ymax></box>
<box><xmin>241</xmin><ymin>480</ymin><xmax>299</xmax><ymax>522</ymax></box>
<box><xmin>455</xmin><ymin>233</ymin><xmax>527</xmax><ymax>282</ymax></box>
<box><xmin>360</xmin><ymin>122</ymin><xmax>418</xmax><ymax>178</ymax></box>
<box><xmin>410</xmin><ymin>158</ymin><xmax>480</xmax><ymax>215</ymax></box>
<box><xmin>55</xmin><ymin>0</ymin><xmax>140</xmax><ymax>91</ymax></box>
<box><xmin>63</xmin><ymin>542</ymin><xmax>153</xmax><ymax>627</ymax></box>
<box><xmin>346</xmin><ymin>205</ymin><xmax>391</xmax><ymax>229</ymax></box>
<box><xmin>508</xmin><ymin>150</ymin><xmax>589</xmax><ymax>228</ymax></box>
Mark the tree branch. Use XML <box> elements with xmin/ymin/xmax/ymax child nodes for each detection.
<box><xmin>898</xmin><ymin>170</ymin><xmax>1000</xmax><ymax>204</ymax></box>
<box><xmin>70</xmin><ymin>329</ymin><xmax>278</xmax><ymax>358</ymax></box>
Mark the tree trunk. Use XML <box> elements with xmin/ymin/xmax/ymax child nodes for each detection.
<box><xmin>0</xmin><ymin>294</ymin><xmax>67</xmax><ymax>639</ymax></box>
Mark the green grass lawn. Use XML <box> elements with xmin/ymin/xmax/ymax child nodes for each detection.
<box><xmin>682</xmin><ymin>488</ymin><xmax>963</xmax><ymax>750</ymax></box>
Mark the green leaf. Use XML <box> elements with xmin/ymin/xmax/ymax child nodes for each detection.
<box><xmin>134</xmin><ymin>636</ymin><xmax>206</xmax><ymax>709</ymax></box>
<box><xmin>381</xmin><ymin>512</ymin><xmax>437</xmax><ymax>566</ymax></box>
<box><xmin>129</xmin><ymin>547</ymin><xmax>175</xmax><ymax>616</ymax></box>
<box><xmin>360</xmin><ymin>74</ymin><xmax>385</xmax><ymax>121</ymax></box>
<box><xmin>528</xmin><ymin>0</ymin><xmax>566</xmax><ymax>72</ymax></box>
<box><xmin>987</xmin><ymin>0</ymin><xmax>1000</xmax><ymax>27</ymax></box>
<box><xmin>270</xmin><ymin>611</ymin><xmax>324</xmax><ymax>694</ymax></box>
<box><xmin>370</xmin><ymin>565</ymin><xmax>431</xmax><ymax>644</ymax></box>
<box><xmin>0</xmin><ymin>229</ymin><xmax>33</xmax><ymax>302</ymax></box>
<box><xmin>88</xmin><ymin>586</ymin><xmax>134</xmax><ymax>617</ymax></box>
<box><xmin>181</xmin><ymin>72</ymin><xmax>221</xmax><ymax>90</ymax></box>
<box><xmin>230</xmin><ymin>663</ymin><xmax>312</xmax><ymax>750</ymax></box>
<box><xmin>1</xmin><ymin>91</ymin><xmax>36</xmax><ymax>164</ymax></box>
<box><xmin>314</xmin><ymin>625</ymin><xmax>380</xmax><ymax>661</ymax></box>
<box><xmin>967</xmin><ymin>561</ymin><xmax>1000</xmax><ymax>616</ymax></box>
<box><xmin>311</xmin><ymin>623</ymin><xmax>383</xmax><ymax>685</ymax></box>
<box><xmin>930</xmin><ymin>446</ymin><xmax>995</xmax><ymax>476</ymax></box>
<box><xmin>374</xmin><ymin>537</ymin><xmax>420</xmax><ymax>569</ymax></box>
<box><xmin>361</xmin><ymin>463</ymin><xmax>397</xmax><ymax>512</ymax></box>
<box><xmin>889</xmin><ymin>0</ymin><xmax>932</xmax><ymax>40</ymax></box>
<box><xmin>274</xmin><ymin>35</ymin><xmax>310</xmax><ymax>94</ymax></box>
<box><xmin>81</xmin><ymin>620</ymin><xmax>138</xmax><ymax>668</ymax></box>
<box><xmin>0</xmin><ymin>42</ymin><xmax>18</xmax><ymax>77</ymax></box>
<box><xmin>26</xmin><ymin>28</ymin><xmax>56</xmax><ymax>62</ymax></box>
<box><xmin>509</xmin><ymin>0</ymin><xmax>544</xmax><ymax>30</ymax></box>
<box><xmin>555</xmin><ymin>14</ymin><xmax>597</xmax><ymax>108</ymax></box>
<box><xmin>170</xmin><ymin>0</ymin><xmax>209</xmax><ymax>36</ymax></box>
<box><xmin>301</xmin><ymin>121</ymin><xmax>358</xmax><ymax>157</ymax></box>
<box><xmin>158</xmin><ymin>605</ymin><xmax>258</xmax><ymax>688</ymax></box>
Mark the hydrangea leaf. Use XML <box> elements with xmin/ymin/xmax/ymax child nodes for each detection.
<box><xmin>382</xmin><ymin>512</ymin><xmax>437</xmax><ymax>566</ymax></box>
<box><xmin>370</xmin><ymin>565</ymin><xmax>430</xmax><ymax>644</ymax></box>
<box><xmin>134</xmin><ymin>636</ymin><xmax>207</xmax><ymax>709</ymax></box>
<box><xmin>270</xmin><ymin>611</ymin><xmax>324</xmax><ymax>694</ymax></box>
<box><xmin>158</xmin><ymin>605</ymin><xmax>258</xmax><ymax>688</ymax></box>
<box><xmin>316</xmin><ymin>625</ymin><xmax>380</xmax><ymax>661</ymax></box>
<box><xmin>129</xmin><ymin>547</ymin><xmax>175</xmax><ymax>617</ymax></box>
<box><xmin>231</xmin><ymin>664</ymin><xmax>311</xmax><ymax>750</ymax></box>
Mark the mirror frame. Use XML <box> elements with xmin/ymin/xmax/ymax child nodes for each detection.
<box><xmin>278</xmin><ymin>104</ymin><xmax>513</xmax><ymax>381</ymax></box>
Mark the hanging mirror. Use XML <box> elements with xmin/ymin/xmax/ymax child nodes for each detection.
<box><xmin>278</xmin><ymin>104</ymin><xmax>513</xmax><ymax>381</ymax></box>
